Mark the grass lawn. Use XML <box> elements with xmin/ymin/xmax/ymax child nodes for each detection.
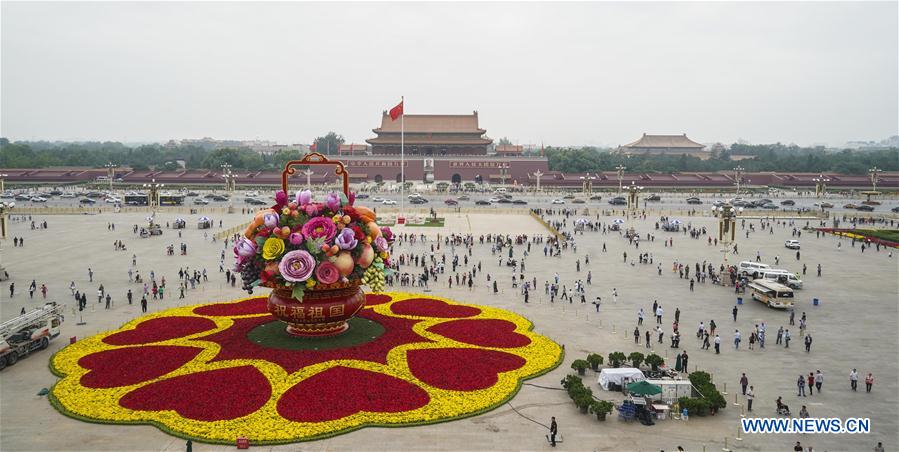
<box><xmin>854</xmin><ymin>229</ymin><xmax>899</xmax><ymax>243</ymax></box>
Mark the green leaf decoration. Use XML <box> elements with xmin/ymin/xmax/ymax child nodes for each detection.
<box><xmin>291</xmin><ymin>284</ymin><xmax>306</xmax><ymax>301</ymax></box>
<box><xmin>305</xmin><ymin>237</ymin><xmax>326</xmax><ymax>254</ymax></box>
<box><xmin>255</xmin><ymin>236</ymin><xmax>266</xmax><ymax>248</ymax></box>
<box><xmin>339</xmin><ymin>192</ymin><xmax>349</xmax><ymax>205</ymax></box>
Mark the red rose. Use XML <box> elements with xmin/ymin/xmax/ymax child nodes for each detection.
<box><xmin>342</xmin><ymin>206</ymin><xmax>360</xmax><ymax>221</ymax></box>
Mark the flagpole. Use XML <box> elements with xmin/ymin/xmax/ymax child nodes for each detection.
<box><xmin>400</xmin><ymin>96</ymin><xmax>404</xmax><ymax>222</ymax></box>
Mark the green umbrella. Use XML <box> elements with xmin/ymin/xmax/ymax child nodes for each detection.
<box><xmin>627</xmin><ymin>380</ymin><xmax>662</xmax><ymax>396</ymax></box>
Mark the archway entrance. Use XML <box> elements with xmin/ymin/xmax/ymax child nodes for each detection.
<box><xmin>451</xmin><ymin>173</ymin><xmax>462</xmax><ymax>184</ymax></box>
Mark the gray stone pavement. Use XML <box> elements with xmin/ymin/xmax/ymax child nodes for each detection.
<box><xmin>0</xmin><ymin>209</ymin><xmax>896</xmax><ymax>451</ymax></box>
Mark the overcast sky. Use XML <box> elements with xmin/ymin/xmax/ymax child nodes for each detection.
<box><xmin>2</xmin><ymin>2</ymin><xmax>897</xmax><ymax>147</ymax></box>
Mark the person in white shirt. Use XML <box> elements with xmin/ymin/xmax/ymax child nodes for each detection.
<box><xmin>656</xmin><ymin>306</ymin><xmax>663</xmax><ymax>324</ymax></box>
<box><xmin>746</xmin><ymin>386</ymin><xmax>754</xmax><ymax>412</ymax></box>
<box><xmin>849</xmin><ymin>369</ymin><xmax>858</xmax><ymax>391</ymax></box>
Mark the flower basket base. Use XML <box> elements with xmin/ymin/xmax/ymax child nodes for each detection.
<box><xmin>267</xmin><ymin>284</ymin><xmax>365</xmax><ymax>338</ymax></box>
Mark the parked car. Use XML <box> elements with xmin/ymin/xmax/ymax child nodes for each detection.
<box><xmin>475</xmin><ymin>200</ymin><xmax>491</xmax><ymax>206</ymax></box>
<box><xmin>784</xmin><ymin>240</ymin><xmax>801</xmax><ymax>250</ymax></box>
<box><xmin>512</xmin><ymin>199</ymin><xmax>528</xmax><ymax>205</ymax></box>
<box><xmin>646</xmin><ymin>194</ymin><xmax>661</xmax><ymax>202</ymax></box>
<box><xmin>244</xmin><ymin>198</ymin><xmax>266</xmax><ymax>205</ymax></box>
<box><xmin>372</xmin><ymin>197</ymin><xmax>385</xmax><ymax>202</ymax></box>
<box><xmin>572</xmin><ymin>199</ymin><xmax>586</xmax><ymax>204</ymax></box>
<box><xmin>211</xmin><ymin>195</ymin><xmax>229</xmax><ymax>201</ymax></box>
<box><xmin>444</xmin><ymin>199</ymin><xmax>459</xmax><ymax>206</ymax></box>
<box><xmin>780</xmin><ymin>200</ymin><xmax>796</xmax><ymax>206</ymax></box>
<box><xmin>409</xmin><ymin>197</ymin><xmax>428</xmax><ymax>204</ymax></box>
<box><xmin>497</xmin><ymin>198</ymin><xmax>512</xmax><ymax>204</ymax></box>
<box><xmin>60</xmin><ymin>192</ymin><xmax>77</xmax><ymax>198</ymax></box>
<box><xmin>563</xmin><ymin>194</ymin><xmax>576</xmax><ymax>199</ymax></box>
<box><xmin>608</xmin><ymin>197</ymin><xmax>626</xmax><ymax>205</ymax></box>
<box><xmin>761</xmin><ymin>203</ymin><xmax>779</xmax><ymax>210</ymax></box>
<box><xmin>892</xmin><ymin>206</ymin><xmax>899</xmax><ymax>213</ymax></box>
<box><xmin>193</xmin><ymin>198</ymin><xmax>210</xmax><ymax>205</ymax></box>
<box><xmin>79</xmin><ymin>198</ymin><xmax>97</xmax><ymax>204</ymax></box>
<box><xmin>382</xmin><ymin>199</ymin><xmax>397</xmax><ymax>205</ymax></box>
<box><xmin>856</xmin><ymin>205</ymin><xmax>875</xmax><ymax>212</ymax></box>
<box><xmin>686</xmin><ymin>197</ymin><xmax>702</xmax><ymax>205</ymax></box>
<box><xmin>458</xmin><ymin>195</ymin><xmax>471</xmax><ymax>201</ymax></box>
<box><xmin>185</xmin><ymin>191</ymin><xmax>200</xmax><ymax>197</ymax></box>
<box><xmin>104</xmin><ymin>197</ymin><xmax>120</xmax><ymax>204</ymax></box>
<box><xmin>843</xmin><ymin>203</ymin><xmax>858</xmax><ymax>209</ymax></box>
<box><xmin>551</xmin><ymin>199</ymin><xmax>566</xmax><ymax>205</ymax></box>
<box><xmin>355</xmin><ymin>193</ymin><xmax>370</xmax><ymax>199</ymax></box>
<box><xmin>813</xmin><ymin>202</ymin><xmax>834</xmax><ymax>208</ymax></box>
<box><xmin>589</xmin><ymin>194</ymin><xmax>603</xmax><ymax>201</ymax></box>
<box><xmin>14</xmin><ymin>194</ymin><xmax>31</xmax><ymax>201</ymax></box>
<box><xmin>31</xmin><ymin>196</ymin><xmax>48</xmax><ymax>203</ymax></box>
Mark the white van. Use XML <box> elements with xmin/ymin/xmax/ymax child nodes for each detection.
<box><xmin>738</xmin><ymin>261</ymin><xmax>770</xmax><ymax>278</ymax></box>
<box><xmin>758</xmin><ymin>269</ymin><xmax>803</xmax><ymax>289</ymax></box>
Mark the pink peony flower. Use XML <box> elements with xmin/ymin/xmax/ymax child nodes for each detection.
<box><xmin>278</xmin><ymin>250</ymin><xmax>315</xmax><ymax>282</ymax></box>
<box><xmin>381</xmin><ymin>226</ymin><xmax>395</xmax><ymax>242</ymax></box>
<box><xmin>288</xmin><ymin>232</ymin><xmax>304</xmax><ymax>246</ymax></box>
<box><xmin>296</xmin><ymin>189</ymin><xmax>312</xmax><ymax>206</ymax></box>
<box><xmin>274</xmin><ymin>190</ymin><xmax>288</xmax><ymax>206</ymax></box>
<box><xmin>374</xmin><ymin>236</ymin><xmax>389</xmax><ymax>252</ymax></box>
<box><xmin>301</xmin><ymin>216</ymin><xmax>337</xmax><ymax>242</ymax></box>
<box><xmin>325</xmin><ymin>192</ymin><xmax>341</xmax><ymax>212</ymax></box>
<box><xmin>314</xmin><ymin>261</ymin><xmax>340</xmax><ymax>285</ymax></box>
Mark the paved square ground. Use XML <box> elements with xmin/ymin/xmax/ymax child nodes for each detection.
<box><xmin>1</xmin><ymin>208</ymin><xmax>896</xmax><ymax>451</ymax></box>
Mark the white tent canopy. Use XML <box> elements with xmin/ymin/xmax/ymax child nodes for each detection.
<box><xmin>597</xmin><ymin>367</ymin><xmax>645</xmax><ymax>390</ymax></box>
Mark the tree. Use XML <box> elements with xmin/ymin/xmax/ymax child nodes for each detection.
<box><xmin>628</xmin><ymin>352</ymin><xmax>645</xmax><ymax>368</ymax></box>
<box><xmin>498</xmin><ymin>137</ymin><xmax>513</xmax><ymax>145</ymax></box>
<box><xmin>313</xmin><ymin>132</ymin><xmax>345</xmax><ymax>155</ymax></box>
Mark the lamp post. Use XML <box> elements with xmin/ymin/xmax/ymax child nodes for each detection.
<box><xmin>626</xmin><ymin>181</ymin><xmax>643</xmax><ymax>211</ymax></box>
<box><xmin>221</xmin><ymin>163</ymin><xmax>236</xmax><ymax>193</ymax></box>
<box><xmin>0</xmin><ymin>173</ymin><xmax>8</xmax><ymax>194</ymax></box>
<box><xmin>302</xmin><ymin>169</ymin><xmax>314</xmax><ymax>189</ymax></box>
<box><xmin>104</xmin><ymin>162</ymin><xmax>117</xmax><ymax>193</ymax></box>
<box><xmin>616</xmin><ymin>165</ymin><xmax>627</xmax><ymax>194</ymax></box>
<box><xmin>580</xmin><ymin>174</ymin><xmax>596</xmax><ymax>195</ymax></box>
<box><xmin>733</xmin><ymin>166</ymin><xmax>745</xmax><ymax>194</ymax></box>
<box><xmin>713</xmin><ymin>203</ymin><xmax>742</xmax><ymax>263</ymax></box>
<box><xmin>143</xmin><ymin>179</ymin><xmax>164</xmax><ymax>209</ymax></box>
<box><xmin>812</xmin><ymin>174</ymin><xmax>830</xmax><ymax>198</ymax></box>
<box><xmin>0</xmin><ymin>201</ymin><xmax>14</xmax><ymax>240</ymax></box>
<box><xmin>869</xmin><ymin>167</ymin><xmax>882</xmax><ymax>193</ymax></box>
<box><xmin>499</xmin><ymin>163</ymin><xmax>510</xmax><ymax>187</ymax></box>
<box><xmin>533</xmin><ymin>170</ymin><xmax>544</xmax><ymax>193</ymax></box>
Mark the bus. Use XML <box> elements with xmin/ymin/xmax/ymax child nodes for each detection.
<box><xmin>747</xmin><ymin>280</ymin><xmax>794</xmax><ymax>309</ymax></box>
<box><xmin>159</xmin><ymin>195</ymin><xmax>185</xmax><ymax>206</ymax></box>
<box><xmin>124</xmin><ymin>194</ymin><xmax>149</xmax><ymax>206</ymax></box>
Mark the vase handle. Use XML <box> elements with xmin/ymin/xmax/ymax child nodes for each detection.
<box><xmin>281</xmin><ymin>153</ymin><xmax>350</xmax><ymax>197</ymax></box>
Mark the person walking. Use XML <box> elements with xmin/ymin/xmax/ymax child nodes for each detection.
<box><xmin>549</xmin><ymin>416</ymin><xmax>558</xmax><ymax>447</ymax></box>
<box><xmin>140</xmin><ymin>295</ymin><xmax>148</xmax><ymax>313</ymax></box>
<box><xmin>105</xmin><ymin>293</ymin><xmax>111</xmax><ymax>309</ymax></box>
<box><xmin>746</xmin><ymin>385</ymin><xmax>754</xmax><ymax>412</ymax></box>
<box><xmin>784</xmin><ymin>329</ymin><xmax>791</xmax><ymax>348</ymax></box>
<box><xmin>850</xmin><ymin>369</ymin><xmax>859</xmax><ymax>391</ymax></box>
<box><xmin>637</xmin><ymin>308</ymin><xmax>644</xmax><ymax>326</ymax></box>
<box><xmin>740</xmin><ymin>373</ymin><xmax>749</xmax><ymax>395</ymax></box>
<box><xmin>8</xmin><ymin>282</ymin><xmax>14</xmax><ymax>298</ymax></box>
<box><xmin>655</xmin><ymin>305</ymin><xmax>663</xmax><ymax>324</ymax></box>
<box><xmin>127</xmin><ymin>289</ymin><xmax>133</xmax><ymax>305</ymax></box>
<box><xmin>807</xmin><ymin>372</ymin><xmax>815</xmax><ymax>395</ymax></box>
<box><xmin>714</xmin><ymin>334</ymin><xmax>721</xmax><ymax>354</ymax></box>
<box><xmin>734</xmin><ymin>330</ymin><xmax>741</xmax><ymax>349</ymax></box>
<box><xmin>797</xmin><ymin>375</ymin><xmax>806</xmax><ymax>397</ymax></box>
<box><xmin>804</xmin><ymin>333</ymin><xmax>813</xmax><ymax>353</ymax></box>
<box><xmin>865</xmin><ymin>373</ymin><xmax>874</xmax><ymax>393</ymax></box>
<box><xmin>815</xmin><ymin>370</ymin><xmax>823</xmax><ymax>393</ymax></box>
<box><xmin>88</xmin><ymin>267</ymin><xmax>93</xmax><ymax>282</ymax></box>
<box><xmin>732</xmin><ymin>305</ymin><xmax>738</xmax><ymax>322</ymax></box>
<box><xmin>634</xmin><ymin>327</ymin><xmax>640</xmax><ymax>344</ymax></box>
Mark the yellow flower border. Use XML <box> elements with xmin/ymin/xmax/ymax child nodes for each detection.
<box><xmin>49</xmin><ymin>292</ymin><xmax>563</xmax><ymax>444</ymax></box>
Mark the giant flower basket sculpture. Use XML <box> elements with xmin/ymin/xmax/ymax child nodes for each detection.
<box><xmin>235</xmin><ymin>153</ymin><xmax>393</xmax><ymax>337</ymax></box>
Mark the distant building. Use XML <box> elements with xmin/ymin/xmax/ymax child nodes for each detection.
<box><xmin>618</xmin><ymin>133</ymin><xmax>706</xmax><ymax>157</ymax></box>
<box><xmin>338</xmin><ymin>144</ymin><xmax>369</xmax><ymax>155</ymax></box>
<box><xmin>494</xmin><ymin>144</ymin><xmax>524</xmax><ymax>156</ymax></box>
<box><xmin>366</xmin><ymin>111</ymin><xmax>493</xmax><ymax>156</ymax></box>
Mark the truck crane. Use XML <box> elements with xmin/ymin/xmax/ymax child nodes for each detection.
<box><xmin>0</xmin><ymin>302</ymin><xmax>66</xmax><ymax>370</ymax></box>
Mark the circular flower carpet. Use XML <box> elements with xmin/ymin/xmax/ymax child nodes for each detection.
<box><xmin>50</xmin><ymin>292</ymin><xmax>562</xmax><ymax>444</ymax></box>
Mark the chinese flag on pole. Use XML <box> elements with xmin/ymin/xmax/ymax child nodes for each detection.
<box><xmin>389</xmin><ymin>100</ymin><xmax>404</xmax><ymax>121</ymax></box>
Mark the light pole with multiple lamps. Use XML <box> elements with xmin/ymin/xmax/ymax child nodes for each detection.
<box><xmin>0</xmin><ymin>173</ymin><xmax>8</xmax><ymax>193</ymax></box>
<box><xmin>533</xmin><ymin>170</ymin><xmax>543</xmax><ymax>193</ymax></box>
<box><xmin>616</xmin><ymin>165</ymin><xmax>627</xmax><ymax>194</ymax></box>
<box><xmin>221</xmin><ymin>163</ymin><xmax>236</xmax><ymax>192</ymax></box>
<box><xmin>626</xmin><ymin>181</ymin><xmax>643</xmax><ymax>211</ymax></box>
<box><xmin>733</xmin><ymin>166</ymin><xmax>745</xmax><ymax>194</ymax></box>
<box><xmin>868</xmin><ymin>167</ymin><xmax>882</xmax><ymax>193</ymax></box>
<box><xmin>302</xmin><ymin>169</ymin><xmax>314</xmax><ymax>189</ymax></box>
<box><xmin>0</xmin><ymin>201</ymin><xmax>14</xmax><ymax>240</ymax></box>
<box><xmin>713</xmin><ymin>202</ymin><xmax>742</xmax><ymax>262</ymax></box>
<box><xmin>499</xmin><ymin>163</ymin><xmax>510</xmax><ymax>187</ymax></box>
<box><xmin>580</xmin><ymin>174</ymin><xmax>597</xmax><ymax>196</ymax></box>
<box><xmin>812</xmin><ymin>174</ymin><xmax>830</xmax><ymax>198</ymax></box>
<box><xmin>104</xmin><ymin>162</ymin><xmax>117</xmax><ymax>193</ymax></box>
<box><xmin>143</xmin><ymin>179</ymin><xmax>164</xmax><ymax>209</ymax></box>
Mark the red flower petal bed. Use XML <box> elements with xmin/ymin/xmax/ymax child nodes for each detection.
<box><xmin>103</xmin><ymin>317</ymin><xmax>218</xmax><ymax>346</ymax></box>
<box><xmin>50</xmin><ymin>292</ymin><xmax>562</xmax><ymax>445</ymax></box>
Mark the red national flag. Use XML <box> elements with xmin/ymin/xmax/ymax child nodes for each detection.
<box><xmin>389</xmin><ymin>100</ymin><xmax>404</xmax><ymax>121</ymax></box>
<box><xmin>310</xmin><ymin>141</ymin><xmax>317</xmax><ymax>152</ymax></box>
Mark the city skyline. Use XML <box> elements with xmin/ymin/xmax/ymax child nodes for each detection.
<box><xmin>2</xmin><ymin>2</ymin><xmax>897</xmax><ymax>147</ymax></box>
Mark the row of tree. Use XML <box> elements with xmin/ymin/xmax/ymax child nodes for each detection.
<box><xmin>1</xmin><ymin>137</ymin><xmax>895</xmax><ymax>175</ymax></box>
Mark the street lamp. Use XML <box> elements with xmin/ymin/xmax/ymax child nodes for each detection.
<box><xmin>580</xmin><ymin>174</ymin><xmax>597</xmax><ymax>195</ymax></box>
<box><xmin>869</xmin><ymin>167</ymin><xmax>882</xmax><ymax>193</ymax></box>
<box><xmin>0</xmin><ymin>173</ymin><xmax>8</xmax><ymax>193</ymax></box>
<box><xmin>0</xmin><ymin>201</ymin><xmax>14</xmax><ymax>239</ymax></box>
<box><xmin>533</xmin><ymin>170</ymin><xmax>544</xmax><ymax>193</ymax></box>
<box><xmin>626</xmin><ymin>181</ymin><xmax>643</xmax><ymax>211</ymax></box>
<box><xmin>733</xmin><ymin>166</ymin><xmax>745</xmax><ymax>194</ymax></box>
<box><xmin>615</xmin><ymin>165</ymin><xmax>627</xmax><ymax>194</ymax></box>
<box><xmin>142</xmin><ymin>178</ymin><xmax>164</xmax><ymax>209</ymax></box>
<box><xmin>104</xmin><ymin>162</ymin><xmax>117</xmax><ymax>193</ymax></box>
<box><xmin>712</xmin><ymin>203</ymin><xmax>743</xmax><ymax>262</ymax></box>
<box><xmin>302</xmin><ymin>168</ymin><xmax>314</xmax><ymax>189</ymax></box>
<box><xmin>812</xmin><ymin>174</ymin><xmax>830</xmax><ymax>198</ymax></box>
<box><xmin>499</xmin><ymin>163</ymin><xmax>510</xmax><ymax>187</ymax></box>
<box><xmin>221</xmin><ymin>163</ymin><xmax>236</xmax><ymax>192</ymax></box>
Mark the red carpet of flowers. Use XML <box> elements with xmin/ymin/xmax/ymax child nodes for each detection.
<box><xmin>50</xmin><ymin>293</ymin><xmax>562</xmax><ymax>444</ymax></box>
